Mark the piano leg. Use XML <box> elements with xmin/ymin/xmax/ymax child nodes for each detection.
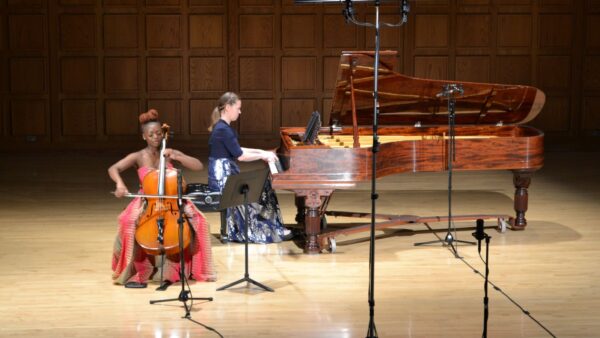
<box><xmin>305</xmin><ymin>207</ymin><xmax>321</xmax><ymax>254</ymax></box>
<box><xmin>294</xmin><ymin>191</ymin><xmax>331</xmax><ymax>254</ymax></box>
<box><xmin>512</xmin><ymin>170</ymin><xmax>533</xmax><ymax>229</ymax></box>
<box><xmin>294</xmin><ymin>196</ymin><xmax>305</xmax><ymax>225</ymax></box>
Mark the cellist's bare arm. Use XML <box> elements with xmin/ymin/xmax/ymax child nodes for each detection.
<box><xmin>164</xmin><ymin>149</ymin><xmax>203</xmax><ymax>171</ymax></box>
<box><xmin>108</xmin><ymin>152</ymin><xmax>139</xmax><ymax>197</ymax></box>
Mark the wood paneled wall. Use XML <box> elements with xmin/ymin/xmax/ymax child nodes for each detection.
<box><xmin>0</xmin><ymin>0</ymin><xmax>598</xmax><ymax>151</ymax></box>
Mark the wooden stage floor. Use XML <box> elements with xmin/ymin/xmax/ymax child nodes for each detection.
<box><xmin>0</xmin><ymin>151</ymin><xmax>598</xmax><ymax>337</ymax></box>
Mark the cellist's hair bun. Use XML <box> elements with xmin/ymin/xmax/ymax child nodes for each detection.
<box><xmin>139</xmin><ymin>109</ymin><xmax>159</xmax><ymax>125</ymax></box>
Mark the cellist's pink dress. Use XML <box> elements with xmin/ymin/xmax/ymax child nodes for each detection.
<box><xmin>112</xmin><ymin>167</ymin><xmax>216</xmax><ymax>284</ymax></box>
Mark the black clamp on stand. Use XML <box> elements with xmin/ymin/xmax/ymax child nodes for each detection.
<box><xmin>473</xmin><ymin>219</ymin><xmax>491</xmax><ymax>338</ymax></box>
<box><xmin>149</xmin><ymin>170</ymin><xmax>213</xmax><ymax>318</ymax></box>
<box><xmin>216</xmin><ymin>168</ymin><xmax>274</xmax><ymax>292</ymax></box>
<box><xmin>414</xmin><ymin>83</ymin><xmax>475</xmax><ymax>257</ymax></box>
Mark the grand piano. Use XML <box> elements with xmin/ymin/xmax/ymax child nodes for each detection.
<box><xmin>272</xmin><ymin>51</ymin><xmax>545</xmax><ymax>254</ymax></box>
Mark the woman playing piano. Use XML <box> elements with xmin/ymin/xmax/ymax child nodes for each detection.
<box><xmin>108</xmin><ymin>109</ymin><xmax>216</xmax><ymax>289</ymax></box>
<box><xmin>207</xmin><ymin>92</ymin><xmax>292</xmax><ymax>243</ymax></box>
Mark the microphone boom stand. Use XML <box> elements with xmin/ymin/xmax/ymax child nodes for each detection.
<box><xmin>482</xmin><ymin>232</ymin><xmax>491</xmax><ymax>337</ymax></box>
<box><xmin>414</xmin><ymin>84</ymin><xmax>475</xmax><ymax>257</ymax></box>
<box><xmin>340</xmin><ymin>1</ymin><xmax>409</xmax><ymax>337</ymax></box>
<box><xmin>472</xmin><ymin>218</ymin><xmax>491</xmax><ymax>337</ymax></box>
<box><xmin>366</xmin><ymin>2</ymin><xmax>380</xmax><ymax>334</ymax></box>
<box><xmin>150</xmin><ymin>170</ymin><xmax>213</xmax><ymax>318</ymax></box>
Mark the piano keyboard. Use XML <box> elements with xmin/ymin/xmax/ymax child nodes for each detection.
<box><xmin>268</xmin><ymin>160</ymin><xmax>284</xmax><ymax>174</ymax></box>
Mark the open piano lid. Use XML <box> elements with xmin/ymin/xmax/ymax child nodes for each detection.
<box><xmin>330</xmin><ymin>51</ymin><xmax>545</xmax><ymax>126</ymax></box>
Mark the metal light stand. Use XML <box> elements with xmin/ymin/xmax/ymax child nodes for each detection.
<box><xmin>414</xmin><ymin>83</ymin><xmax>475</xmax><ymax>257</ymax></box>
<box><xmin>150</xmin><ymin>170</ymin><xmax>213</xmax><ymax>318</ymax></box>
<box><xmin>340</xmin><ymin>1</ymin><xmax>409</xmax><ymax>337</ymax></box>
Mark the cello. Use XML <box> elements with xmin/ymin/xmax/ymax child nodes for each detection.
<box><xmin>134</xmin><ymin>124</ymin><xmax>192</xmax><ymax>256</ymax></box>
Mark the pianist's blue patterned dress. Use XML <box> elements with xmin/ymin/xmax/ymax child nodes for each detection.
<box><xmin>208</xmin><ymin>119</ymin><xmax>288</xmax><ymax>243</ymax></box>
<box><xmin>208</xmin><ymin>158</ymin><xmax>288</xmax><ymax>243</ymax></box>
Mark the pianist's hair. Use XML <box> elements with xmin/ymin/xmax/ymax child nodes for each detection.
<box><xmin>208</xmin><ymin>92</ymin><xmax>240</xmax><ymax>132</ymax></box>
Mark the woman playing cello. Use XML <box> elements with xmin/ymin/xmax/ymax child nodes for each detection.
<box><xmin>108</xmin><ymin>109</ymin><xmax>215</xmax><ymax>289</ymax></box>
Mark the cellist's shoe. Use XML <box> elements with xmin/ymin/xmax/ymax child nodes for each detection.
<box><xmin>156</xmin><ymin>280</ymin><xmax>172</xmax><ymax>291</ymax></box>
<box><xmin>125</xmin><ymin>281</ymin><xmax>147</xmax><ymax>289</ymax></box>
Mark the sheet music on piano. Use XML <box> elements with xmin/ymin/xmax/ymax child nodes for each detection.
<box><xmin>270</xmin><ymin>111</ymin><xmax>321</xmax><ymax>175</ymax></box>
<box><xmin>302</xmin><ymin>111</ymin><xmax>322</xmax><ymax>145</ymax></box>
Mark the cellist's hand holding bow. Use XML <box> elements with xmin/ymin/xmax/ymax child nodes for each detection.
<box><xmin>114</xmin><ymin>184</ymin><xmax>130</xmax><ymax>198</ymax></box>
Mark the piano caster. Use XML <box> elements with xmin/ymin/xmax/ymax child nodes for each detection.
<box><xmin>326</xmin><ymin>237</ymin><xmax>336</xmax><ymax>253</ymax></box>
<box><xmin>497</xmin><ymin>218</ymin><xmax>508</xmax><ymax>233</ymax></box>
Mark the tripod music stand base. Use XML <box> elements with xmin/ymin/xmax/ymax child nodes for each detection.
<box><xmin>216</xmin><ymin>276</ymin><xmax>274</xmax><ymax>292</ymax></box>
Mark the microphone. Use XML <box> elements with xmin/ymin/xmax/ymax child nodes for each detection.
<box><xmin>342</xmin><ymin>0</ymin><xmax>354</xmax><ymax>23</ymax></box>
<box><xmin>473</xmin><ymin>219</ymin><xmax>486</xmax><ymax>253</ymax></box>
<box><xmin>401</xmin><ymin>0</ymin><xmax>410</xmax><ymax>24</ymax></box>
<box><xmin>436</xmin><ymin>84</ymin><xmax>464</xmax><ymax>98</ymax></box>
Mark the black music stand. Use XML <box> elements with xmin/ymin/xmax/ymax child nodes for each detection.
<box><xmin>216</xmin><ymin>168</ymin><xmax>274</xmax><ymax>292</ymax></box>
